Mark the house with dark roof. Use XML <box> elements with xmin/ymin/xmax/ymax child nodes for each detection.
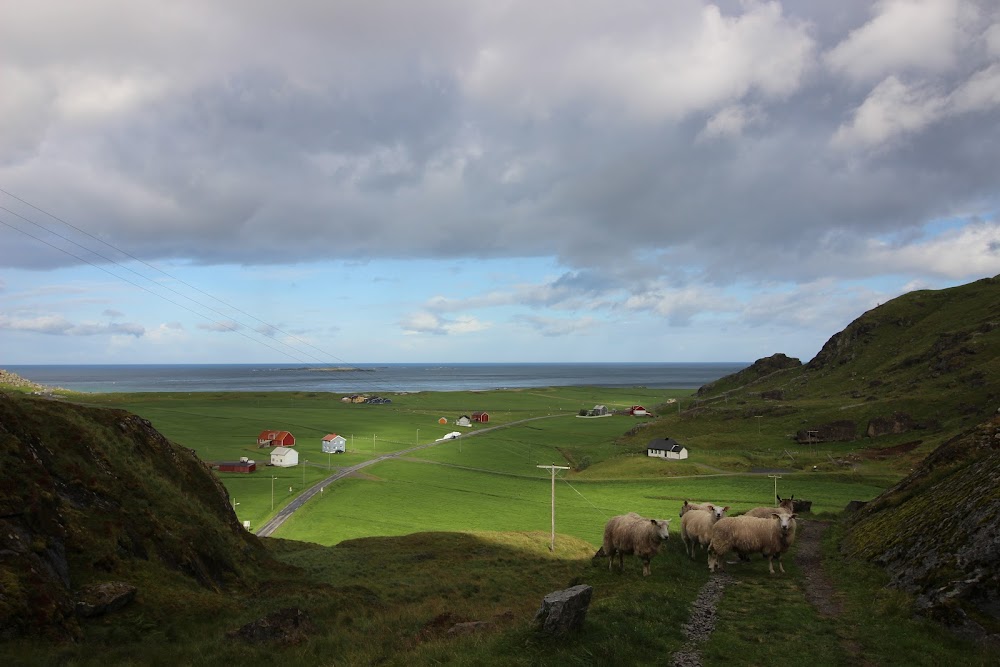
<box><xmin>647</xmin><ymin>437</ymin><xmax>688</xmax><ymax>460</ymax></box>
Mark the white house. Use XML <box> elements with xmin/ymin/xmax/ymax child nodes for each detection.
<box><xmin>321</xmin><ymin>433</ymin><xmax>347</xmax><ymax>453</ymax></box>
<box><xmin>271</xmin><ymin>446</ymin><xmax>299</xmax><ymax>467</ymax></box>
<box><xmin>591</xmin><ymin>405</ymin><xmax>609</xmax><ymax>416</ymax></box>
<box><xmin>456</xmin><ymin>415</ymin><xmax>472</xmax><ymax>427</ymax></box>
<box><xmin>646</xmin><ymin>438</ymin><xmax>689</xmax><ymax>460</ymax></box>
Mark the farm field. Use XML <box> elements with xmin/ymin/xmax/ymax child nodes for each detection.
<box><xmin>92</xmin><ymin>386</ymin><xmax>892</xmax><ymax>546</ymax></box>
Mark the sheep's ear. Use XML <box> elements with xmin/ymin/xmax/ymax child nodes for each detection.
<box><xmin>771</xmin><ymin>513</ymin><xmax>781</xmax><ymax>519</ymax></box>
<box><xmin>790</xmin><ymin>514</ymin><xmax>798</xmax><ymax>519</ymax></box>
<box><xmin>722</xmin><ymin>506</ymin><xmax>730</xmax><ymax>512</ymax></box>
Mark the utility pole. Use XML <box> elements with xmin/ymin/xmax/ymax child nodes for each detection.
<box><xmin>754</xmin><ymin>415</ymin><xmax>762</xmax><ymax>435</ymax></box>
<box><xmin>537</xmin><ymin>464</ymin><xmax>570</xmax><ymax>552</ymax></box>
<box><xmin>768</xmin><ymin>474</ymin><xmax>782</xmax><ymax>505</ymax></box>
<box><xmin>271</xmin><ymin>476</ymin><xmax>276</xmax><ymax>511</ymax></box>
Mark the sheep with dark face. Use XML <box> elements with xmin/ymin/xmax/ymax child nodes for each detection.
<box><xmin>679</xmin><ymin>500</ymin><xmax>718</xmax><ymax>517</ymax></box>
<box><xmin>680</xmin><ymin>504</ymin><xmax>729</xmax><ymax>559</ymax></box>
<box><xmin>708</xmin><ymin>512</ymin><xmax>798</xmax><ymax>574</ymax></box>
<box><xmin>601</xmin><ymin>512</ymin><xmax>672</xmax><ymax>576</ymax></box>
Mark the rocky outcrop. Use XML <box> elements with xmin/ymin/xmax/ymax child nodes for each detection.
<box><xmin>841</xmin><ymin>414</ymin><xmax>1000</xmax><ymax>641</ymax></box>
<box><xmin>866</xmin><ymin>412</ymin><xmax>915</xmax><ymax>438</ymax></box>
<box><xmin>0</xmin><ymin>369</ymin><xmax>51</xmax><ymax>392</ymax></box>
<box><xmin>226</xmin><ymin>607</ymin><xmax>314</xmax><ymax>645</ymax></box>
<box><xmin>796</xmin><ymin>420</ymin><xmax>857</xmax><ymax>443</ymax></box>
<box><xmin>75</xmin><ymin>582</ymin><xmax>137</xmax><ymax>618</ymax></box>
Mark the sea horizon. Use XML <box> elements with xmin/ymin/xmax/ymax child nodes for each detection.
<box><xmin>5</xmin><ymin>361</ymin><xmax>749</xmax><ymax>394</ymax></box>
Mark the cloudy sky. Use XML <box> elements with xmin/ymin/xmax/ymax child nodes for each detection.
<box><xmin>2</xmin><ymin>0</ymin><xmax>999</xmax><ymax>365</ymax></box>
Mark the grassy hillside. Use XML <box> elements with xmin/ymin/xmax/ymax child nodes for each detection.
<box><xmin>0</xmin><ymin>392</ymin><xmax>269</xmax><ymax>641</ymax></box>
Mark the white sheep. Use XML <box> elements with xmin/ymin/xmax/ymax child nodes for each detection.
<box><xmin>679</xmin><ymin>500</ymin><xmax>716</xmax><ymax>517</ymax></box>
<box><xmin>707</xmin><ymin>512</ymin><xmax>798</xmax><ymax>574</ymax></box>
<box><xmin>680</xmin><ymin>504</ymin><xmax>729</xmax><ymax>559</ymax></box>
<box><xmin>601</xmin><ymin>512</ymin><xmax>672</xmax><ymax>576</ymax></box>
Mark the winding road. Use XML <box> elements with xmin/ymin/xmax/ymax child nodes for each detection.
<box><xmin>255</xmin><ymin>414</ymin><xmax>566</xmax><ymax>537</ymax></box>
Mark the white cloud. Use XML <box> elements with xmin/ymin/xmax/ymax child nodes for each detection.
<box><xmin>460</xmin><ymin>0</ymin><xmax>814</xmax><ymax>121</ymax></box>
<box><xmin>698</xmin><ymin>104</ymin><xmax>765</xmax><ymax>141</ymax></box>
<box><xmin>196</xmin><ymin>320</ymin><xmax>243</xmax><ymax>332</ymax></box>
<box><xmin>825</xmin><ymin>0</ymin><xmax>962</xmax><ymax>83</ymax></box>
<box><xmin>831</xmin><ymin>76</ymin><xmax>947</xmax><ymax>149</ymax></box>
<box><xmin>0</xmin><ymin>314</ymin><xmax>144</xmax><ymax>336</ymax></box>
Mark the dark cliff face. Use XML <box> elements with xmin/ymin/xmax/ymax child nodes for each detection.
<box><xmin>841</xmin><ymin>414</ymin><xmax>1000</xmax><ymax>639</ymax></box>
<box><xmin>0</xmin><ymin>393</ymin><xmax>267</xmax><ymax>640</ymax></box>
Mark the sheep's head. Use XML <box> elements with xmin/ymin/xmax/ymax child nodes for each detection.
<box><xmin>771</xmin><ymin>512</ymin><xmax>797</xmax><ymax>538</ymax></box>
<box><xmin>679</xmin><ymin>500</ymin><xmax>693</xmax><ymax>517</ymax></box>
<box><xmin>708</xmin><ymin>504</ymin><xmax>729</xmax><ymax>520</ymax></box>
<box><xmin>777</xmin><ymin>494</ymin><xmax>795</xmax><ymax>513</ymax></box>
<box><xmin>650</xmin><ymin>518</ymin><xmax>671</xmax><ymax>540</ymax></box>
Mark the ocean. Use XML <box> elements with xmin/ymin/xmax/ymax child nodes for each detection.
<box><xmin>5</xmin><ymin>362</ymin><xmax>748</xmax><ymax>394</ymax></box>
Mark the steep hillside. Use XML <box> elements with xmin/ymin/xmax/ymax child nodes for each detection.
<box><xmin>692</xmin><ymin>275</ymin><xmax>1000</xmax><ymax>443</ymax></box>
<box><xmin>0</xmin><ymin>392</ymin><xmax>269</xmax><ymax>641</ymax></box>
<box><xmin>840</xmin><ymin>413</ymin><xmax>1000</xmax><ymax>638</ymax></box>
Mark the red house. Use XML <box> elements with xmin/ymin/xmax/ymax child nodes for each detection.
<box><xmin>217</xmin><ymin>458</ymin><xmax>256</xmax><ymax>473</ymax></box>
<box><xmin>257</xmin><ymin>430</ymin><xmax>296</xmax><ymax>447</ymax></box>
<box><xmin>471</xmin><ymin>411</ymin><xmax>490</xmax><ymax>423</ymax></box>
<box><xmin>629</xmin><ymin>406</ymin><xmax>649</xmax><ymax>416</ymax></box>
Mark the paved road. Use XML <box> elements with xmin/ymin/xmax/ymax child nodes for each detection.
<box><xmin>255</xmin><ymin>414</ymin><xmax>566</xmax><ymax>537</ymax></box>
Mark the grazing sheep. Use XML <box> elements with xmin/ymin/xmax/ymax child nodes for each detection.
<box><xmin>601</xmin><ymin>512</ymin><xmax>672</xmax><ymax>576</ymax></box>
<box><xmin>707</xmin><ymin>513</ymin><xmax>798</xmax><ymax>574</ymax></box>
<box><xmin>680</xmin><ymin>504</ymin><xmax>729</xmax><ymax>559</ymax></box>
<box><xmin>679</xmin><ymin>500</ymin><xmax>716</xmax><ymax>517</ymax></box>
<box><xmin>743</xmin><ymin>505</ymin><xmax>793</xmax><ymax>519</ymax></box>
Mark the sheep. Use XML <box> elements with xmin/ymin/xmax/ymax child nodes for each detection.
<box><xmin>679</xmin><ymin>500</ymin><xmax>716</xmax><ymax>517</ymax></box>
<box><xmin>737</xmin><ymin>505</ymin><xmax>796</xmax><ymax>562</ymax></box>
<box><xmin>680</xmin><ymin>504</ymin><xmax>729</xmax><ymax>559</ymax></box>
<box><xmin>707</xmin><ymin>512</ymin><xmax>798</xmax><ymax>574</ymax></box>
<box><xmin>601</xmin><ymin>512</ymin><xmax>672</xmax><ymax>576</ymax></box>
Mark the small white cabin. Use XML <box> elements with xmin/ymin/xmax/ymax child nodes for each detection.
<box><xmin>646</xmin><ymin>438</ymin><xmax>688</xmax><ymax>460</ymax></box>
<box><xmin>456</xmin><ymin>415</ymin><xmax>472</xmax><ymax>427</ymax></box>
<box><xmin>271</xmin><ymin>446</ymin><xmax>299</xmax><ymax>467</ymax></box>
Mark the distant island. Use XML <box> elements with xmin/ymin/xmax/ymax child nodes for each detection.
<box><xmin>302</xmin><ymin>367</ymin><xmax>375</xmax><ymax>372</ymax></box>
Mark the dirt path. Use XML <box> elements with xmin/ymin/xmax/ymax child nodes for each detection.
<box><xmin>671</xmin><ymin>573</ymin><xmax>733</xmax><ymax>667</ymax></box>
<box><xmin>794</xmin><ymin>520</ymin><xmax>843</xmax><ymax>616</ymax></box>
<box><xmin>668</xmin><ymin>519</ymin><xmax>856</xmax><ymax>666</ymax></box>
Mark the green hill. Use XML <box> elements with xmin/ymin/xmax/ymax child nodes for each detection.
<box><xmin>0</xmin><ymin>393</ymin><xmax>269</xmax><ymax>641</ymax></box>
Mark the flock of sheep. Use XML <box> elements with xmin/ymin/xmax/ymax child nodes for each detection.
<box><xmin>596</xmin><ymin>496</ymin><xmax>798</xmax><ymax>576</ymax></box>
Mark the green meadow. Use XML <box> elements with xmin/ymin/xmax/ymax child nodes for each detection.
<box><xmin>90</xmin><ymin>387</ymin><xmax>889</xmax><ymax>546</ymax></box>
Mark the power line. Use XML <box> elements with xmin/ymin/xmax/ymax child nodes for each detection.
<box><xmin>0</xmin><ymin>216</ymin><xmax>322</xmax><ymax>364</ymax></box>
<box><xmin>0</xmin><ymin>188</ymin><xmax>405</xmax><ymax>394</ymax></box>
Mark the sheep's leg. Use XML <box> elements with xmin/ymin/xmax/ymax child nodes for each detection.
<box><xmin>642</xmin><ymin>558</ymin><xmax>651</xmax><ymax>577</ymax></box>
<box><xmin>776</xmin><ymin>555</ymin><xmax>785</xmax><ymax>574</ymax></box>
<box><xmin>767</xmin><ymin>555</ymin><xmax>776</xmax><ymax>575</ymax></box>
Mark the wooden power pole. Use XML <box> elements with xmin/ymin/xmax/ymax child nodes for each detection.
<box><xmin>537</xmin><ymin>464</ymin><xmax>570</xmax><ymax>551</ymax></box>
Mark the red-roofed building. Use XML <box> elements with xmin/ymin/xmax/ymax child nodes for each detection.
<box><xmin>258</xmin><ymin>430</ymin><xmax>296</xmax><ymax>447</ymax></box>
<box><xmin>471</xmin><ymin>411</ymin><xmax>490</xmax><ymax>423</ymax></box>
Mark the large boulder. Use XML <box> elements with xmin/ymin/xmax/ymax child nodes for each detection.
<box><xmin>533</xmin><ymin>584</ymin><xmax>593</xmax><ymax>635</ymax></box>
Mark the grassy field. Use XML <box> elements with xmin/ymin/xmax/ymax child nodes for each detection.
<box><xmin>88</xmin><ymin>387</ymin><xmax>896</xmax><ymax>542</ymax></box>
